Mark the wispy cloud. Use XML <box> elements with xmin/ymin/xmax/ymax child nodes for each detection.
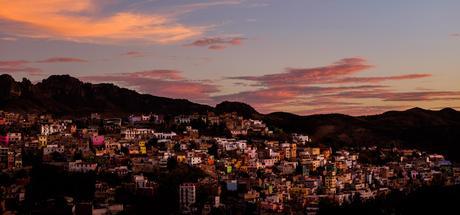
<box><xmin>230</xmin><ymin>58</ymin><xmax>373</xmax><ymax>86</ymax></box>
<box><xmin>163</xmin><ymin>0</ymin><xmax>243</xmax><ymax>16</ymax></box>
<box><xmin>36</xmin><ymin>57</ymin><xmax>87</xmax><ymax>63</ymax></box>
<box><xmin>121</xmin><ymin>51</ymin><xmax>146</xmax><ymax>58</ymax></box>
<box><xmin>219</xmin><ymin>57</ymin><xmax>442</xmax><ymax>114</ymax></box>
<box><xmin>0</xmin><ymin>37</ymin><xmax>17</xmax><ymax>41</ymax></box>
<box><xmin>0</xmin><ymin>60</ymin><xmax>43</xmax><ymax>76</ymax></box>
<box><xmin>185</xmin><ymin>36</ymin><xmax>247</xmax><ymax>50</ymax></box>
<box><xmin>0</xmin><ymin>60</ymin><xmax>29</xmax><ymax>67</ymax></box>
<box><xmin>331</xmin><ymin>73</ymin><xmax>432</xmax><ymax>83</ymax></box>
<box><xmin>119</xmin><ymin>70</ymin><xmax>184</xmax><ymax>80</ymax></box>
<box><xmin>80</xmin><ymin>70</ymin><xmax>219</xmax><ymax>103</ymax></box>
<box><xmin>327</xmin><ymin>89</ymin><xmax>460</xmax><ymax>102</ymax></box>
<box><xmin>214</xmin><ymin>85</ymin><xmax>387</xmax><ymax>107</ymax></box>
<box><xmin>299</xmin><ymin>105</ymin><xmax>408</xmax><ymax>116</ymax></box>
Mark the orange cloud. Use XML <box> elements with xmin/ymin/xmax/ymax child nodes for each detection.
<box><xmin>0</xmin><ymin>0</ymin><xmax>203</xmax><ymax>44</ymax></box>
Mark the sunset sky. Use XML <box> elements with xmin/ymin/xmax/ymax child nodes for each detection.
<box><xmin>1</xmin><ymin>0</ymin><xmax>459</xmax><ymax>115</ymax></box>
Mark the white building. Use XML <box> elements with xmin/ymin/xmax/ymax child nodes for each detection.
<box><xmin>292</xmin><ymin>133</ymin><xmax>312</xmax><ymax>144</ymax></box>
<box><xmin>180</xmin><ymin>183</ymin><xmax>197</xmax><ymax>213</ymax></box>
<box><xmin>175</xmin><ymin>115</ymin><xmax>191</xmax><ymax>124</ymax></box>
<box><xmin>153</xmin><ymin>131</ymin><xmax>177</xmax><ymax>139</ymax></box>
<box><xmin>122</xmin><ymin>128</ymin><xmax>155</xmax><ymax>140</ymax></box>
<box><xmin>69</xmin><ymin>160</ymin><xmax>97</xmax><ymax>172</ymax></box>
<box><xmin>134</xmin><ymin>175</ymin><xmax>150</xmax><ymax>188</ymax></box>
<box><xmin>188</xmin><ymin>156</ymin><xmax>202</xmax><ymax>166</ymax></box>
<box><xmin>41</xmin><ymin>123</ymin><xmax>67</xmax><ymax>136</ymax></box>
<box><xmin>43</xmin><ymin>144</ymin><xmax>65</xmax><ymax>155</ymax></box>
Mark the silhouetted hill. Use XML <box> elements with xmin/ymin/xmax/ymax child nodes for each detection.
<box><xmin>263</xmin><ymin>108</ymin><xmax>460</xmax><ymax>161</ymax></box>
<box><xmin>0</xmin><ymin>74</ymin><xmax>212</xmax><ymax>116</ymax></box>
<box><xmin>215</xmin><ymin>101</ymin><xmax>259</xmax><ymax>118</ymax></box>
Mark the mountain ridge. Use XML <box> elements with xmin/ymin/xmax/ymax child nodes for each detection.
<box><xmin>0</xmin><ymin>74</ymin><xmax>213</xmax><ymax>116</ymax></box>
<box><xmin>2</xmin><ymin>74</ymin><xmax>460</xmax><ymax>161</ymax></box>
<box><xmin>1</xmin><ymin>74</ymin><xmax>458</xmax><ymax>118</ymax></box>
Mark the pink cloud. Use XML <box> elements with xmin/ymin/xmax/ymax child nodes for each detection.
<box><xmin>81</xmin><ymin>70</ymin><xmax>219</xmax><ymax>102</ymax></box>
<box><xmin>287</xmin><ymin>99</ymin><xmax>361</xmax><ymax>107</ymax></box>
<box><xmin>299</xmin><ymin>105</ymin><xmax>408</xmax><ymax>116</ymax></box>
<box><xmin>185</xmin><ymin>37</ymin><xmax>247</xmax><ymax>50</ymax></box>
<box><xmin>230</xmin><ymin>58</ymin><xmax>432</xmax><ymax>86</ymax></box>
<box><xmin>0</xmin><ymin>60</ymin><xmax>29</xmax><ymax>67</ymax></box>
<box><xmin>332</xmin><ymin>73</ymin><xmax>432</xmax><ymax>83</ymax></box>
<box><xmin>208</xmin><ymin>45</ymin><xmax>227</xmax><ymax>50</ymax></box>
<box><xmin>0</xmin><ymin>60</ymin><xmax>43</xmax><ymax>76</ymax></box>
<box><xmin>120</xmin><ymin>70</ymin><xmax>184</xmax><ymax>80</ymax></box>
<box><xmin>214</xmin><ymin>85</ymin><xmax>387</xmax><ymax>109</ymax></box>
<box><xmin>330</xmin><ymin>89</ymin><xmax>460</xmax><ymax>101</ymax></box>
<box><xmin>219</xmin><ymin>57</ymin><xmax>443</xmax><ymax>115</ymax></box>
<box><xmin>36</xmin><ymin>57</ymin><xmax>87</xmax><ymax>63</ymax></box>
<box><xmin>121</xmin><ymin>51</ymin><xmax>145</xmax><ymax>58</ymax></box>
<box><xmin>231</xmin><ymin>57</ymin><xmax>373</xmax><ymax>86</ymax></box>
<box><xmin>0</xmin><ymin>37</ymin><xmax>17</xmax><ymax>41</ymax></box>
<box><xmin>383</xmin><ymin>91</ymin><xmax>460</xmax><ymax>101</ymax></box>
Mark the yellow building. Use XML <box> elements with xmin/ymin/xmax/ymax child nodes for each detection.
<box><xmin>139</xmin><ymin>141</ymin><xmax>147</xmax><ymax>154</ymax></box>
<box><xmin>177</xmin><ymin>154</ymin><xmax>187</xmax><ymax>163</ymax></box>
<box><xmin>307</xmin><ymin>147</ymin><xmax>320</xmax><ymax>155</ymax></box>
<box><xmin>325</xmin><ymin>174</ymin><xmax>336</xmax><ymax>189</ymax></box>
<box><xmin>38</xmin><ymin>135</ymin><xmax>47</xmax><ymax>148</ymax></box>
<box><xmin>291</xmin><ymin>144</ymin><xmax>297</xmax><ymax>159</ymax></box>
<box><xmin>290</xmin><ymin>187</ymin><xmax>309</xmax><ymax>199</ymax></box>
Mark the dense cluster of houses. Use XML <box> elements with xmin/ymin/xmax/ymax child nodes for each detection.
<box><xmin>0</xmin><ymin>110</ymin><xmax>459</xmax><ymax>214</ymax></box>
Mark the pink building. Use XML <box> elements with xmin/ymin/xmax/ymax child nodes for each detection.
<box><xmin>0</xmin><ymin>135</ymin><xmax>9</xmax><ymax>145</ymax></box>
<box><xmin>92</xmin><ymin>135</ymin><xmax>105</xmax><ymax>146</ymax></box>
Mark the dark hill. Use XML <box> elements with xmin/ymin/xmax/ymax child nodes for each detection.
<box><xmin>0</xmin><ymin>74</ymin><xmax>212</xmax><ymax>116</ymax></box>
<box><xmin>263</xmin><ymin>108</ymin><xmax>460</xmax><ymax>161</ymax></box>
<box><xmin>215</xmin><ymin>101</ymin><xmax>259</xmax><ymax>118</ymax></box>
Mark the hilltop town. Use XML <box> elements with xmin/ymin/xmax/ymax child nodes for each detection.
<box><xmin>1</xmin><ymin>110</ymin><xmax>459</xmax><ymax>214</ymax></box>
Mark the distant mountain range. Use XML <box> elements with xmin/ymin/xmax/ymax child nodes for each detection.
<box><xmin>1</xmin><ymin>74</ymin><xmax>460</xmax><ymax>161</ymax></box>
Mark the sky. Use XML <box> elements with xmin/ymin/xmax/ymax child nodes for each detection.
<box><xmin>1</xmin><ymin>0</ymin><xmax>459</xmax><ymax>115</ymax></box>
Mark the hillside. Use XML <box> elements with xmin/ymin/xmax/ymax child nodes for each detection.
<box><xmin>1</xmin><ymin>74</ymin><xmax>460</xmax><ymax>160</ymax></box>
<box><xmin>262</xmin><ymin>108</ymin><xmax>460</xmax><ymax>161</ymax></box>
